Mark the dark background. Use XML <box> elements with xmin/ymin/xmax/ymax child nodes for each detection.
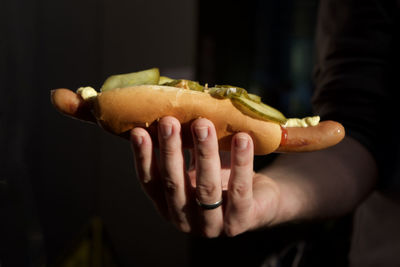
<box><xmin>1</xmin><ymin>0</ymin><xmax>351</xmax><ymax>266</ymax></box>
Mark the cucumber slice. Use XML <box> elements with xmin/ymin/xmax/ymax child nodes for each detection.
<box><xmin>247</xmin><ymin>93</ymin><xmax>261</xmax><ymax>103</ymax></box>
<box><xmin>231</xmin><ymin>96</ymin><xmax>287</xmax><ymax>124</ymax></box>
<box><xmin>163</xmin><ymin>79</ymin><xmax>204</xmax><ymax>91</ymax></box>
<box><xmin>158</xmin><ymin>76</ymin><xmax>174</xmax><ymax>85</ymax></box>
<box><xmin>100</xmin><ymin>68</ymin><xmax>160</xmax><ymax>92</ymax></box>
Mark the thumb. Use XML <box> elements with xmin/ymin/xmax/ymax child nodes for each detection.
<box><xmin>51</xmin><ymin>88</ymin><xmax>96</xmax><ymax>123</ymax></box>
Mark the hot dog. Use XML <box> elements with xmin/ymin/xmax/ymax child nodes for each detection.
<box><xmin>51</xmin><ymin>68</ymin><xmax>345</xmax><ymax>155</ymax></box>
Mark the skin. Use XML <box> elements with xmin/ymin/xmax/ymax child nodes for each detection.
<box><xmin>52</xmin><ymin>90</ymin><xmax>378</xmax><ymax>237</ymax></box>
<box><xmin>131</xmin><ymin>116</ymin><xmax>378</xmax><ymax>237</ymax></box>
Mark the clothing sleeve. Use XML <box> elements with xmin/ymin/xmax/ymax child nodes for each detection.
<box><xmin>312</xmin><ymin>0</ymin><xmax>398</xmax><ymax>157</ymax></box>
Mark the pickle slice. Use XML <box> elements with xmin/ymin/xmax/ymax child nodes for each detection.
<box><xmin>163</xmin><ymin>79</ymin><xmax>204</xmax><ymax>91</ymax></box>
<box><xmin>158</xmin><ymin>76</ymin><xmax>174</xmax><ymax>85</ymax></box>
<box><xmin>100</xmin><ymin>68</ymin><xmax>160</xmax><ymax>92</ymax></box>
<box><xmin>209</xmin><ymin>85</ymin><xmax>248</xmax><ymax>99</ymax></box>
<box><xmin>209</xmin><ymin>85</ymin><xmax>285</xmax><ymax>123</ymax></box>
<box><xmin>247</xmin><ymin>93</ymin><xmax>261</xmax><ymax>103</ymax></box>
<box><xmin>208</xmin><ymin>87</ymin><xmax>228</xmax><ymax>98</ymax></box>
<box><xmin>186</xmin><ymin>80</ymin><xmax>205</xmax><ymax>91</ymax></box>
<box><xmin>210</xmin><ymin>85</ymin><xmax>260</xmax><ymax>103</ymax></box>
<box><xmin>231</xmin><ymin>96</ymin><xmax>287</xmax><ymax>124</ymax></box>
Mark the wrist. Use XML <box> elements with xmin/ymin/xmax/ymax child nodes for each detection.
<box><xmin>269</xmin><ymin>178</ymin><xmax>311</xmax><ymax>226</ymax></box>
<box><xmin>251</xmin><ymin>173</ymin><xmax>298</xmax><ymax>228</ymax></box>
<box><xmin>259</xmin><ymin>166</ymin><xmax>313</xmax><ymax>226</ymax></box>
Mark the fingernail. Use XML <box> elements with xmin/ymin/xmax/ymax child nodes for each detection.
<box><xmin>195</xmin><ymin>126</ymin><xmax>208</xmax><ymax>141</ymax></box>
<box><xmin>235</xmin><ymin>136</ymin><xmax>248</xmax><ymax>151</ymax></box>
<box><xmin>160</xmin><ymin>123</ymin><xmax>172</xmax><ymax>139</ymax></box>
<box><xmin>131</xmin><ymin>133</ymin><xmax>143</xmax><ymax>147</ymax></box>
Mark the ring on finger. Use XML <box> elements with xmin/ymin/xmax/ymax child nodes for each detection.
<box><xmin>196</xmin><ymin>197</ymin><xmax>223</xmax><ymax>210</ymax></box>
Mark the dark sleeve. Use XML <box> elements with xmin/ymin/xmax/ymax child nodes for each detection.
<box><xmin>312</xmin><ymin>0</ymin><xmax>398</xmax><ymax>157</ymax></box>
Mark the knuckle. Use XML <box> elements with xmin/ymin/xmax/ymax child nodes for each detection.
<box><xmin>197</xmin><ymin>182</ymin><xmax>219</xmax><ymax>199</ymax></box>
<box><xmin>224</xmin><ymin>225</ymin><xmax>240</xmax><ymax>237</ymax></box>
<box><xmin>224</xmin><ymin>221</ymin><xmax>244</xmax><ymax>237</ymax></box>
<box><xmin>135</xmin><ymin>167</ymin><xmax>151</xmax><ymax>184</ymax></box>
<box><xmin>160</xmin><ymin>145</ymin><xmax>178</xmax><ymax>157</ymax></box>
<box><xmin>229</xmin><ymin>181</ymin><xmax>249</xmax><ymax>199</ymax></box>
<box><xmin>197</xmin><ymin>146</ymin><xmax>216</xmax><ymax>161</ymax></box>
<box><xmin>163</xmin><ymin>178</ymin><xmax>181</xmax><ymax>196</ymax></box>
<box><xmin>176</xmin><ymin>222</ymin><xmax>191</xmax><ymax>234</ymax></box>
<box><xmin>141</xmin><ymin>174</ymin><xmax>152</xmax><ymax>184</ymax></box>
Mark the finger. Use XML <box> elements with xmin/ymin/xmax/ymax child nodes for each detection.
<box><xmin>158</xmin><ymin>117</ymin><xmax>192</xmax><ymax>233</ymax></box>
<box><xmin>224</xmin><ymin>133</ymin><xmax>254</xmax><ymax>237</ymax></box>
<box><xmin>192</xmin><ymin>118</ymin><xmax>223</xmax><ymax>237</ymax></box>
<box><xmin>130</xmin><ymin>127</ymin><xmax>169</xmax><ymax>219</ymax></box>
<box><xmin>51</xmin><ymin>88</ymin><xmax>96</xmax><ymax>123</ymax></box>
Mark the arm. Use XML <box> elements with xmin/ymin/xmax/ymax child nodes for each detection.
<box><xmin>267</xmin><ymin>0</ymin><xmax>394</xmax><ymax>225</ymax></box>
<box><xmin>262</xmin><ymin>136</ymin><xmax>378</xmax><ymax>226</ymax></box>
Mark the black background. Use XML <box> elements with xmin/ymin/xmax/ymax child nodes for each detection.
<box><xmin>0</xmin><ymin>0</ymin><xmax>351</xmax><ymax>266</ymax></box>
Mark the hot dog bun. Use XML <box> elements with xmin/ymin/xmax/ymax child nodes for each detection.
<box><xmin>94</xmin><ymin>85</ymin><xmax>282</xmax><ymax>155</ymax></box>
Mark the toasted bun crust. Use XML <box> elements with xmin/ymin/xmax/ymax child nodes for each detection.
<box><xmin>93</xmin><ymin>85</ymin><xmax>281</xmax><ymax>155</ymax></box>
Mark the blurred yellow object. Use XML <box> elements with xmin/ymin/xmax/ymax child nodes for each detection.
<box><xmin>55</xmin><ymin>216</ymin><xmax>119</xmax><ymax>267</ymax></box>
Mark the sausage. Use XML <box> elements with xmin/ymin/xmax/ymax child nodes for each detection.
<box><xmin>277</xmin><ymin>121</ymin><xmax>345</xmax><ymax>152</ymax></box>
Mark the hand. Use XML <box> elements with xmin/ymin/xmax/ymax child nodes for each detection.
<box><xmin>130</xmin><ymin>116</ymin><xmax>281</xmax><ymax>237</ymax></box>
<box><xmin>51</xmin><ymin>90</ymin><xmax>378</xmax><ymax>233</ymax></box>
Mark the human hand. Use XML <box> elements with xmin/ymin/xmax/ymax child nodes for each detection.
<box><xmin>51</xmin><ymin>89</ymin><xmax>377</xmax><ymax>235</ymax></box>
<box><xmin>130</xmin><ymin>116</ymin><xmax>281</xmax><ymax>237</ymax></box>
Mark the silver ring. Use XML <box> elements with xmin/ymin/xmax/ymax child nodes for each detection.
<box><xmin>196</xmin><ymin>197</ymin><xmax>223</xmax><ymax>210</ymax></box>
